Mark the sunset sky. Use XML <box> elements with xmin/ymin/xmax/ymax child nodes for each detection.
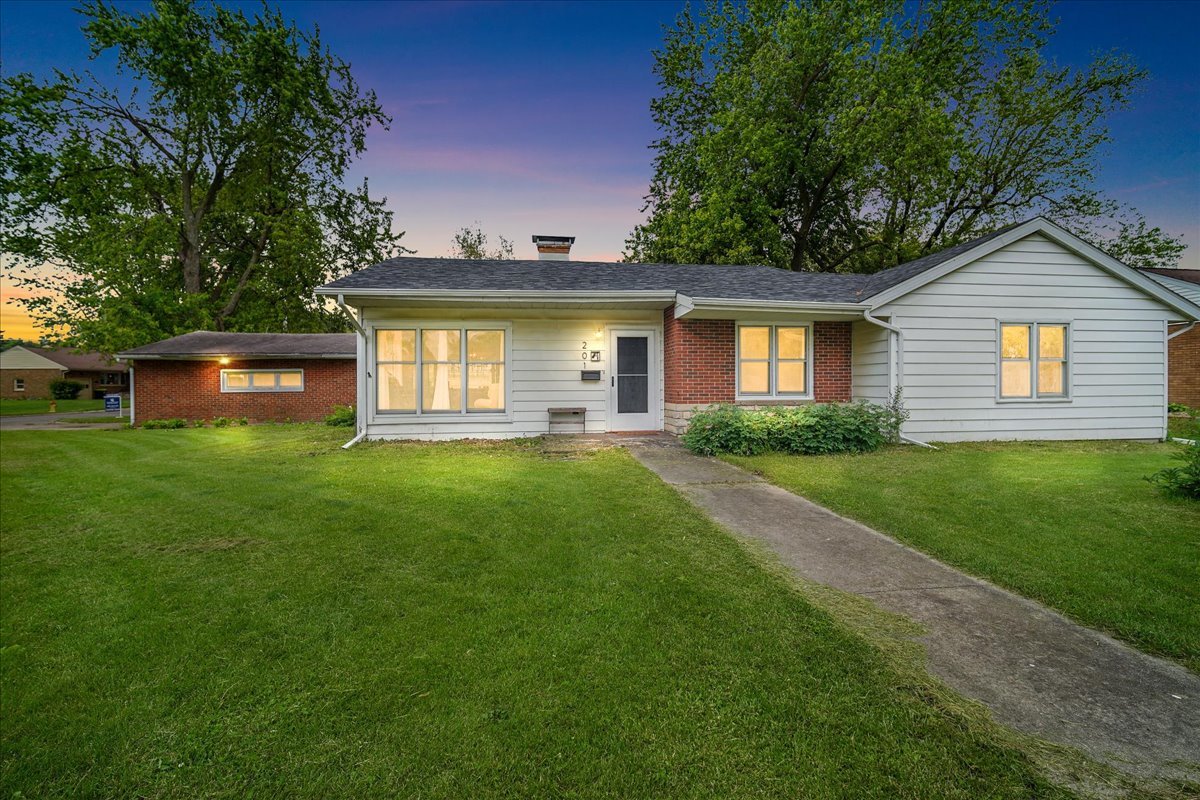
<box><xmin>2</xmin><ymin>0</ymin><xmax>1198</xmax><ymax>341</ymax></box>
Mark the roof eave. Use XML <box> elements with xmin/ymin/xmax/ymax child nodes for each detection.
<box><xmin>318</xmin><ymin>288</ymin><xmax>680</xmax><ymax>304</ymax></box>
<box><xmin>675</xmin><ymin>295</ymin><xmax>869</xmax><ymax>319</ymax></box>
<box><xmin>115</xmin><ymin>353</ymin><xmax>355</xmax><ymax>361</ymax></box>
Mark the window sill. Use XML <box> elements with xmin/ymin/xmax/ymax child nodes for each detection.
<box><xmin>735</xmin><ymin>396</ymin><xmax>814</xmax><ymax>405</ymax></box>
<box><xmin>372</xmin><ymin>412</ymin><xmax>512</xmax><ymax>423</ymax></box>
<box><xmin>995</xmin><ymin>397</ymin><xmax>1072</xmax><ymax>404</ymax></box>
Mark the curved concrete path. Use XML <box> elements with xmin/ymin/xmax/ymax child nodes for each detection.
<box><xmin>627</xmin><ymin>437</ymin><xmax>1200</xmax><ymax>784</ymax></box>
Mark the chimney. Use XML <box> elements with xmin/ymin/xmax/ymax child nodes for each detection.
<box><xmin>532</xmin><ymin>234</ymin><xmax>575</xmax><ymax>261</ymax></box>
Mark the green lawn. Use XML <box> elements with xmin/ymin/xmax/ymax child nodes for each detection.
<box><xmin>0</xmin><ymin>398</ymin><xmax>106</xmax><ymax>416</ymax></box>
<box><xmin>0</xmin><ymin>428</ymin><xmax>1071</xmax><ymax>798</ymax></box>
<box><xmin>727</xmin><ymin>441</ymin><xmax>1200</xmax><ymax>672</ymax></box>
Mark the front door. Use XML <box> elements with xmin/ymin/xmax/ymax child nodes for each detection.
<box><xmin>608</xmin><ymin>329</ymin><xmax>658</xmax><ymax>431</ymax></box>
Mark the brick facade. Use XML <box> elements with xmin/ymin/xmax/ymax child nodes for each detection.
<box><xmin>1</xmin><ymin>368</ymin><xmax>63</xmax><ymax>399</ymax></box>
<box><xmin>661</xmin><ymin>310</ymin><xmax>854</xmax><ymax>432</ymax></box>
<box><xmin>1169</xmin><ymin>324</ymin><xmax>1200</xmax><ymax>408</ymax></box>
<box><xmin>132</xmin><ymin>358</ymin><xmax>355</xmax><ymax>423</ymax></box>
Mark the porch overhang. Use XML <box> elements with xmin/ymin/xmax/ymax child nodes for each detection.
<box><xmin>673</xmin><ymin>294</ymin><xmax>870</xmax><ymax>321</ymax></box>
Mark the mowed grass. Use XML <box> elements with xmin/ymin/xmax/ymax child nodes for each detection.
<box><xmin>0</xmin><ymin>428</ymin><xmax>1070</xmax><ymax>799</ymax></box>
<box><xmin>727</xmin><ymin>441</ymin><xmax>1200</xmax><ymax>671</ymax></box>
<box><xmin>0</xmin><ymin>398</ymin><xmax>105</xmax><ymax>416</ymax></box>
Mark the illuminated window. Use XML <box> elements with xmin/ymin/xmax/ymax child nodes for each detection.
<box><xmin>999</xmin><ymin>323</ymin><xmax>1069</xmax><ymax>400</ymax></box>
<box><xmin>220</xmin><ymin>369</ymin><xmax>304</xmax><ymax>392</ymax></box>
<box><xmin>376</xmin><ymin>326</ymin><xmax>506</xmax><ymax>415</ymax></box>
<box><xmin>737</xmin><ymin>325</ymin><xmax>810</xmax><ymax>397</ymax></box>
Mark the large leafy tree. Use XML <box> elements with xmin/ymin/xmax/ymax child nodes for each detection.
<box><xmin>0</xmin><ymin>0</ymin><xmax>407</xmax><ymax>352</ymax></box>
<box><xmin>626</xmin><ymin>0</ymin><xmax>1185</xmax><ymax>272</ymax></box>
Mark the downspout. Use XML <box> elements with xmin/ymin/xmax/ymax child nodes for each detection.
<box><xmin>128</xmin><ymin>363</ymin><xmax>135</xmax><ymax>426</ymax></box>
<box><xmin>335</xmin><ymin>293</ymin><xmax>368</xmax><ymax>449</ymax></box>
<box><xmin>861</xmin><ymin>310</ymin><xmax>938</xmax><ymax>450</ymax></box>
<box><xmin>1168</xmin><ymin>321</ymin><xmax>1196</xmax><ymax>340</ymax></box>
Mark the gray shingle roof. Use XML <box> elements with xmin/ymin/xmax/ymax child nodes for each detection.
<box><xmin>317</xmin><ymin>220</ymin><xmax>1039</xmax><ymax>305</ymax></box>
<box><xmin>118</xmin><ymin>331</ymin><xmax>355</xmax><ymax>358</ymax></box>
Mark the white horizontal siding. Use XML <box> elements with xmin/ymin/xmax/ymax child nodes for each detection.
<box><xmin>876</xmin><ymin>233</ymin><xmax>1171</xmax><ymax>442</ymax></box>
<box><xmin>359</xmin><ymin>311</ymin><xmax>661</xmax><ymax>440</ymax></box>
<box><xmin>851</xmin><ymin>321</ymin><xmax>889</xmax><ymax>404</ymax></box>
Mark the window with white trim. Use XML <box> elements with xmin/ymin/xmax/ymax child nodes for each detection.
<box><xmin>220</xmin><ymin>369</ymin><xmax>304</xmax><ymax>393</ymax></box>
<box><xmin>737</xmin><ymin>325</ymin><xmax>810</xmax><ymax>397</ymax></box>
<box><xmin>13</xmin><ymin>378</ymin><xmax>25</xmax><ymax>392</ymax></box>
<box><xmin>376</xmin><ymin>327</ymin><xmax>505</xmax><ymax>414</ymax></box>
<box><xmin>999</xmin><ymin>323</ymin><xmax>1069</xmax><ymax>400</ymax></box>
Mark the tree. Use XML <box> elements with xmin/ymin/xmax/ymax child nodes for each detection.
<box><xmin>450</xmin><ymin>223</ymin><xmax>514</xmax><ymax>260</ymax></box>
<box><xmin>0</xmin><ymin>0</ymin><xmax>407</xmax><ymax>352</ymax></box>
<box><xmin>626</xmin><ymin>0</ymin><xmax>1185</xmax><ymax>272</ymax></box>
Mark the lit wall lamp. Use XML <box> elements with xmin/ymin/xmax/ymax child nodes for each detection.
<box><xmin>218</xmin><ymin>357</ymin><xmax>230</xmax><ymax>365</ymax></box>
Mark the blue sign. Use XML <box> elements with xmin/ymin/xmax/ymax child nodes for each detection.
<box><xmin>104</xmin><ymin>394</ymin><xmax>122</xmax><ymax>413</ymax></box>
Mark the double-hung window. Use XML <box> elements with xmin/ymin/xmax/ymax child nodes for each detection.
<box><xmin>999</xmin><ymin>323</ymin><xmax>1069</xmax><ymax>400</ymax></box>
<box><xmin>376</xmin><ymin>327</ymin><xmax>506</xmax><ymax>414</ymax></box>
<box><xmin>737</xmin><ymin>325</ymin><xmax>810</xmax><ymax>397</ymax></box>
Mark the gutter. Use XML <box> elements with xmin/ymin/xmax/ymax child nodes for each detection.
<box><xmin>1168</xmin><ymin>321</ymin><xmax>1197</xmax><ymax>340</ymax></box>
<box><xmin>674</xmin><ymin>294</ymin><xmax>870</xmax><ymax>318</ymax></box>
<box><xmin>315</xmin><ymin>288</ymin><xmax>677</xmax><ymax>304</ymax></box>
<box><xmin>335</xmin><ymin>293</ymin><xmax>368</xmax><ymax>448</ymax></box>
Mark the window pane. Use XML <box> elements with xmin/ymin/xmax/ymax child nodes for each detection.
<box><xmin>1039</xmin><ymin>325</ymin><xmax>1066</xmax><ymax>359</ymax></box>
<box><xmin>1001</xmin><ymin>325</ymin><xmax>1030</xmax><ymax>359</ymax></box>
<box><xmin>421</xmin><ymin>329</ymin><xmax>461</xmax><ymax>362</ymax></box>
<box><xmin>225</xmin><ymin>372</ymin><xmax>249</xmax><ymax>388</ymax></box>
<box><xmin>278</xmin><ymin>371</ymin><xmax>302</xmax><ymax>388</ymax></box>
<box><xmin>422</xmin><ymin>363</ymin><xmax>462</xmax><ymax>411</ymax></box>
<box><xmin>777</xmin><ymin>361</ymin><xmax>806</xmax><ymax>393</ymax></box>
<box><xmin>618</xmin><ymin>375</ymin><xmax>649</xmax><ymax>413</ymax></box>
<box><xmin>1000</xmin><ymin>361</ymin><xmax>1032</xmax><ymax>398</ymax></box>
<box><xmin>467</xmin><ymin>330</ymin><xmax>504</xmax><ymax>363</ymax></box>
<box><xmin>1038</xmin><ymin>361</ymin><xmax>1065</xmax><ymax>395</ymax></box>
<box><xmin>378</xmin><ymin>364</ymin><xmax>416</xmax><ymax>411</ymax></box>
<box><xmin>740</xmin><ymin>361</ymin><xmax>769</xmax><ymax>393</ymax></box>
<box><xmin>777</xmin><ymin>327</ymin><xmax>807</xmax><ymax>360</ymax></box>
<box><xmin>251</xmin><ymin>372</ymin><xmax>276</xmax><ymax>388</ymax></box>
<box><xmin>739</xmin><ymin>327</ymin><xmax>770</xmax><ymax>360</ymax></box>
<box><xmin>378</xmin><ymin>330</ymin><xmax>415</xmax><ymax>362</ymax></box>
<box><xmin>617</xmin><ymin>336</ymin><xmax>648</xmax><ymax>375</ymax></box>
<box><xmin>467</xmin><ymin>364</ymin><xmax>504</xmax><ymax>411</ymax></box>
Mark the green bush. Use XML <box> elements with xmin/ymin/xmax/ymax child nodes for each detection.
<box><xmin>141</xmin><ymin>418</ymin><xmax>187</xmax><ymax>429</ymax></box>
<box><xmin>49</xmin><ymin>380</ymin><xmax>86</xmax><ymax>400</ymax></box>
<box><xmin>1168</xmin><ymin>402</ymin><xmax>1193</xmax><ymax>414</ymax></box>
<box><xmin>682</xmin><ymin>402</ymin><xmax>896</xmax><ymax>457</ymax></box>
<box><xmin>324</xmin><ymin>405</ymin><xmax>356</xmax><ymax>427</ymax></box>
<box><xmin>1146</xmin><ymin>439</ymin><xmax>1200</xmax><ymax>500</ymax></box>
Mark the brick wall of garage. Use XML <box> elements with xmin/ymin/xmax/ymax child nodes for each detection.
<box><xmin>132</xmin><ymin>358</ymin><xmax>355</xmax><ymax>423</ymax></box>
<box><xmin>1</xmin><ymin>368</ymin><xmax>64</xmax><ymax>399</ymax></box>
<box><xmin>1169</xmin><ymin>324</ymin><xmax>1200</xmax><ymax>408</ymax></box>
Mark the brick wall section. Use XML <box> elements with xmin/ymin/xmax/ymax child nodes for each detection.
<box><xmin>1</xmin><ymin>368</ymin><xmax>64</xmax><ymax>399</ymax></box>
<box><xmin>663</xmin><ymin>309</ymin><xmax>736</xmax><ymax>404</ymax></box>
<box><xmin>812</xmin><ymin>321</ymin><xmax>853</xmax><ymax>402</ymax></box>
<box><xmin>132</xmin><ymin>358</ymin><xmax>355</xmax><ymax>423</ymax></box>
<box><xmin>1169</xmin><ymin>324</ymin><xmax>1200</xmax><ymax>407</ymax></box>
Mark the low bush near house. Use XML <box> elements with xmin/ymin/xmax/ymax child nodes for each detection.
<box><xmin>211</xmin><ymin>417</ymin><xmax>233</xmax><ymax>428</ymax></box>
<box><xmin>324</xmin><ymin>405</ymin><xmax>355</xmax><ymax>427</ymax></box>
<box><xmin>140</xmin><ymin>418</ymin><xmax>187</xmax><ymax>429</ymax></box>
<box><xmin>1147</xmin><ymin>438</ymin><xmax>1200</xmax><ymax>500</ymax></box>
<box><xmin>49</xmin><ymin>380</ymin><xmax>86</xmax><ymax>400</ymax></box>
<box><xmin>1168</xmin><ymin>402</ymin><xmax>1193</xmax><ymax>414</ymax></box>
<box><xmin>683</xmin><ymin>402</ymin><xmax>896</xmax><ymax>456</ymax></box>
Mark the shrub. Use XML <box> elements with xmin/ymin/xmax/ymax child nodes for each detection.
<box><xmin>238</xmin><ymin>417</ymin><xmax>249</xmax><ymax>426</ymax></box>
<box><xmin>1146</xmin><ymin>439</ymin><xmax>1200</xmax><ymax>500</ymax></box>
<box><xmin>211</xmin><ymin>416</ymin><xmax>233</xmax><ymax>427</ymax></box>
<box><xmin>191</xmin><ymin>419</ymin><xmax>207</xmax><ymax>428</ymax></box>
<box><xmin>325</xmin><ymin>405</ymin><xmax>356</xmax><ymax>427</ymax></box>
<box><xmin>1168</xmin><ymin>402</ymin><xmax>1193</xmax><ymax>414</ymax></box>
<box><xmin>141</xmin><ymin>418</ymin><xmax>187</xmax><ymax>429</ymax></box>
<box><xmin>49</xmin><ymin>379</ymin><xmax>86</xmax><ymax>400</ymax></box>
<box><xmin>683</xmin><ymin>402</ymin><xmax>895</xmax><ymax>457</ymax></box>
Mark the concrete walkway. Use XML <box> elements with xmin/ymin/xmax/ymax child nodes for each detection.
<box><xmin>627</xmin><ymin>437</ymin><xmax>1200</xmax><ymax>784</ymax></box>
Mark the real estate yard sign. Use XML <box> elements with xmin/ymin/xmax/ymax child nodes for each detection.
<box><xmin>104</xmin><ymin>394</ymin><xmax>122</xmax><ymax>414</ymax></box>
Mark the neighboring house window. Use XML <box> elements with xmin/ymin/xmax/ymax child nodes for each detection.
<box><xmin>220</xmin><ymin>369</ymin><xmax>304</xmax><ymax>392</ymax></box>
<box><xmin>13</xmin><ymin>378</ymin><xmax>25</xmax><ymax>392</ymax></box>
<box><xmin>737</xmin><ymin>325</ymin><xmax>810</xmax><ymax>397</ymax></box>
<box><xmin>376</xmin><ymin>327</ymin><xmax>506</xmax><ymax>414</ymax></box>
<box><xmin>999</xmin><ymin>323</ymin><xmax>1069</xmax><ymax>400</ymax></box>
<box><xmin>101</xmin><ymin>372</ymin><xmax>122</xmax><ymax>385</ymax></box>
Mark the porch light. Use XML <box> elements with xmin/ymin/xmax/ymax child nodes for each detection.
<box><xmin>218</xmin><ymin>357</ymin><xmax>230</xmax><ymax>365</ymax></box>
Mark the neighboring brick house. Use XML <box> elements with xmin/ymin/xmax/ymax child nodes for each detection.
<box><xmin>1140</xmin><ymin>268</ymin><xmax>1200</xmax><ymax>408</ymax></box>
<box><xmin>0</xmin><ymin>346</ymin><xmax>65</xmax><ymax>399</ymax></box>
<box><xmin>25</xmin><ymin>346</ymin><xmax>129</xmax><ymax>398</ymax></box>
<box><xmin>116</xmin><ymin>332</ymin><xmax>356</xmax><ymax>424</ymax></box>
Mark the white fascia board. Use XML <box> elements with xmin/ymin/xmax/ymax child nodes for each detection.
<box><xmin>115</xmin><ymin>354</ymin><xmax>355</xmax><ymax>361</ymax></box>
<box><xmin>865</xmin><ymin>217</ymin><xmax>1200</xmax><ymax>321</ymax></box>
<box><xmin>315</xmin><ymin>288</ymin><xmax>678</xmax><ymax>304</ymax></box>
<box><xmin>675</xmin><ymin>295</ymin><xmax>869</xmax><ymax>318</ymax></box>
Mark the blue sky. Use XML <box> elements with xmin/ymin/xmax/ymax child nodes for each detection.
<box><xmin>1</xmin><ymin>0</ymin><xmax>1197</xmax><ymax>270</ymax></box>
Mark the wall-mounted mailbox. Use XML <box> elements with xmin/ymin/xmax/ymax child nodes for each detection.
<box><xmin>580</xmin><ymin>370</ymin><xmax>602</xmax><ymax>381</ymax></box>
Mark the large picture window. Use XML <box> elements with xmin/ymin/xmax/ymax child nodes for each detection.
<box><xmin>376</xmin><ymin>327</ymin><xmax>506</xmax><ymax>414</ymax></box>
<box><xmin>737</xmin><ymin>325</ymin><xmax>810</xmax><ymax>397</ymax></box>
<box><xmin>999</xmin><ymin>323</ymin><xmax>1069</xmax><ymax>400</ymax></box>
